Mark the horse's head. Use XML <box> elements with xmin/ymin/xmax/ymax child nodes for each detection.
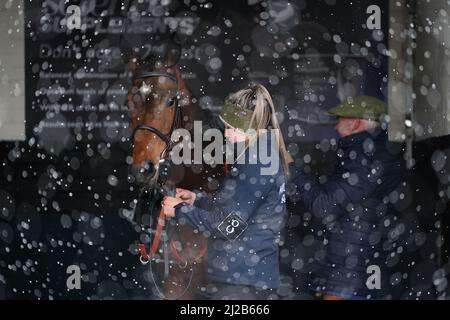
<box><xmin>127</xmin><ymin>59</ymin><xmax>186</xmax><ymax>189</ymax></box>
<box><xmin>126</xmin><ymin>49</ymin><xmax>216</xmax><ymax>300</ymax></box>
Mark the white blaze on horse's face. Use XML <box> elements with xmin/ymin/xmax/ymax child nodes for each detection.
<box><xmin>139</xmin><ymin>81</ymin><xmax>152</xmax><ymax>99</ymax></box>
<box><xmin>139</xmin><ymin>78</ymin><xmax>177</xmax><ymax>107</ymax></box>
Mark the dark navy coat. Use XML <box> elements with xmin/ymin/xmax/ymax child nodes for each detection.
<box><xmin>175</xmin><ymin>133</ymin><xmax>287</xmax><ymax>289</ymax></box>
<box><xmin>292</xmin><ymin>128</ymin><xmax>406</xmax><ymax>298</ymax></box>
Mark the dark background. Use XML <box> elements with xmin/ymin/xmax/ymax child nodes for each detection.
<box><xmin>0</xmin><ymin>0</ymin><xmax>449</xmax><ymax>299</ymax></box>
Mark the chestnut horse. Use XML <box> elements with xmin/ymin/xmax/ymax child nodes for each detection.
<box><xmin>127</xmin><ymin>52</ymin><xmax>223</xmax><ymax>299</ymax></box>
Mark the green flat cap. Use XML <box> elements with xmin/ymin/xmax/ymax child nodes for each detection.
<box><xmin>327</xmin><ymin>96</ymin><xmax>387</xmax><ymax>120</ymax></box>
<box><xmin>219</xmin><ymin>101</ymin><xmax>255</xmax><ymax>131</ymax></box>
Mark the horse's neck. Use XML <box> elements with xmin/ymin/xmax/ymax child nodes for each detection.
<box><xmin>172</xmin><ymin>68</ymin><xmax>224</xmax><ymax>191</ymax></box>
<box><xmin>176</xmin><ymin>72</ymin><xmax>211</xmax><ymax>126</ymax></box>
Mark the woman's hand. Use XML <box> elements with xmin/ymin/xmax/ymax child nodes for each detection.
<box><xmin>175</xmin><ymin>188</ymin><xmax>196</xmax><ymax>205</ymax></box>
<box><xmin>161</xmin><ymin>196</ymin><xmax>184</xmax><ymax>218</ymax></box>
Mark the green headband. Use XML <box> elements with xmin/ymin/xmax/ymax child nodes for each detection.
<box><xmin>219</xmin><ymin>101</ymin><xmax>255</xmax><ymax>132</ymax></box>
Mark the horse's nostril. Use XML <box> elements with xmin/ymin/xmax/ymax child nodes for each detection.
<box><xmin>131</xmin><ymin>161</ymin><xmax>156</xmax><ymax>185</ymax></box>
<box><xmin>138</xmin><ymin>161</ymin><xmax>155</xmax><ymax>176</ymax></box>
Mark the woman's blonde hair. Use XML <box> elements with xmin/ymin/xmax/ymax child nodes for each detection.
<box><xmin>227</xmin><ymin>83</ymin><xmax>291</xmax><ymax>175</ymax></box>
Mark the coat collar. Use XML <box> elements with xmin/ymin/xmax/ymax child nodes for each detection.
<box><xmin>339</xmin><ymin>127</ymin><xmax>386</xmax><ymax>150</ymax></box>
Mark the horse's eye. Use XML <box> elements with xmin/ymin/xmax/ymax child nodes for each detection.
<box><xmin>165</xmin><ymin>97</ymin><xmax>175</xmax><ymax>107</ymax></box>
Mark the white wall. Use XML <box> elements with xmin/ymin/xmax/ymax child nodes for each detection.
<box><xmin>413</xmin><ymin>0</ymin><xmax>450</xmax><ymax>140</ymax></box>
<box><xmin>0</xmin><ymin>0</ymin><xmax>25</xmax><ymax>141</ymax></box>
<box><xmin>388</xmin><ymin>0</ymin><xmax>450</xmax><ymax>142</ymax></box>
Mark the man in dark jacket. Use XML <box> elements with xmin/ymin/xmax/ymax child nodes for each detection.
<box><xmin>292</xmin><ymin>96</ymin><xmax>406</xmax><ymax>299</ymax></box>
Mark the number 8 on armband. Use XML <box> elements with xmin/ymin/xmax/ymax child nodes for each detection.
<box><xmin>217</xmin><ymin>212</ymin><xmax>248</xmax><ymax>241</ymax></box>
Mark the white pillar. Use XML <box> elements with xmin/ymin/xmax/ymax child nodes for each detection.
<box><xmin>0</xmin><ymin>0</ymin><xmax>25</xmax><ymax>141</ymax></box>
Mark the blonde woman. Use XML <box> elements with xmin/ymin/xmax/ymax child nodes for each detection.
<box><xmin>162</xmin><ymin>83</ymin><xmax>291</xmax><ymax>299</ymax></box>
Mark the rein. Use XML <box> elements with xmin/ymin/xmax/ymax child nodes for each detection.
<box><xmin>130</xmin><ymin>70</ymin><xmax>206</xmax><ymax>300</ymax></box>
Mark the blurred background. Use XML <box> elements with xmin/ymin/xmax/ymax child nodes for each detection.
<box><xmin>0</xmin><ymin>0</ymin><xmax>449</xmax><ymax>299</ymax></box>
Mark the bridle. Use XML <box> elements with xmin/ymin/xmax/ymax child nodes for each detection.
<box><xmin>130</xmin><ymin>70</ymin><xmax>206</xmax><ymax>300</ymax></box>
<box><xmin>131</xmin><ymin>71</ymin><xmax>182</xmax><ymax>162</ymax></box>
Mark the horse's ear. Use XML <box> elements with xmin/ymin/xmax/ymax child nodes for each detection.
<box><xmin>119</xmin><ymin>33</ymin><xmax>143</xmax><ymax>75</ymax></box>
<box><xmin>127</xmin><ymin>53</ymin><xmax>141</xmax><ymax>76</ymax></box>
<box><xmin>165</xmin><ymin>33</ymin><xmax>181</xmax><ymax>67</ymax></box>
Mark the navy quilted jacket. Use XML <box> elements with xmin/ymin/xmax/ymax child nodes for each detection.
<box><xmin>292</xmin><ymin>128</ymin><xmax>406</xmax><ymax>298</ymax></box>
